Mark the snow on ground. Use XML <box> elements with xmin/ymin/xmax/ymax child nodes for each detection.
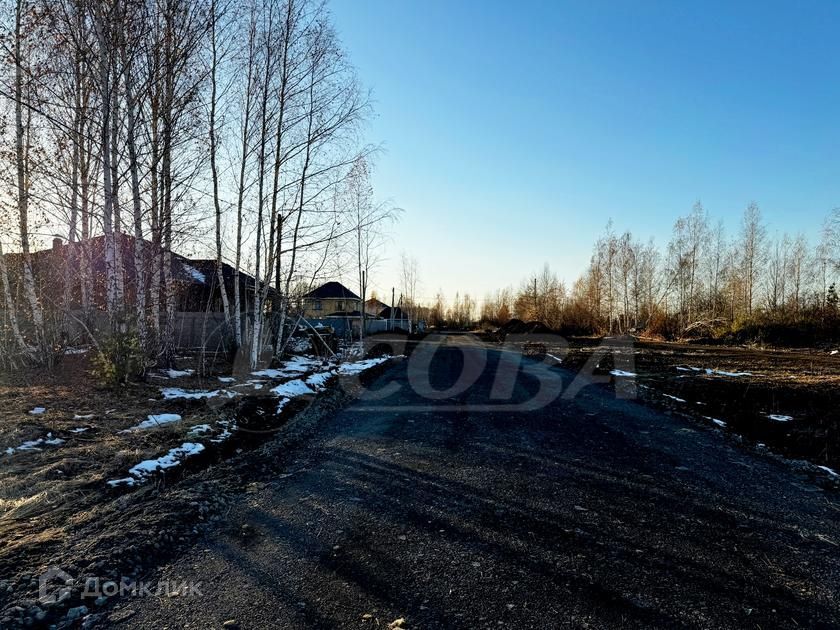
<box><xmin>663</xmin><ymin>393</ymin><xmax>687</xmax><ymax>403</ymax></box>
<box><xmin>338</xmin><ymin>342</ymin><xmax>365</xmax><ymax>359</ymax></box>
<box><xmin>818</xmin><ymin>465</ymin><xmax>839</xmax><ymax>477</ymax></box>
<box><xmin>271</xmin><ymin>379</ymin><xmax>316</xmax><ymax>398</ymax></box>
<box><xmin>336</xmin><ymin>357</ymin><xmax>390</xmax><ymax>375</ymax></box>
<box><xmin>69</xmin><ymin>427</ymin><xmax>89</xmax><ymax>433</ymax></box>
<box><xmin>28</xmin><ymin>407</ymin><xmax>46</xmax><ymax>415</ymax></box>
<box><xmin>210</xmin><ymin>420</ymin><xmax>235</xmax><ymax>444</ymax></box>
<box><xmin>706</xmin><ymin>368</ymin><xmax>752</xmax><ymax>377</ymax></box>
<box><xmin>107</xmin><ymin>442</ymin><xmax>205</xmax><ymax>487</ymax></box>
<box><xmin>123</xmin><ymin>413</ymin><xmax>183</xmax><ymax>432</ymax></box>
<box><xmin>6</xmin><ymin>433</ymin><xmax>65</xmax><ymax>455</ymax></box>
<box><xmin>675</xmin><ymin>366</ymin><xmax>750</xmax><ymax>377</ymax></box>
<box><xmin>163</xmin><ymin>368</ymin><xmax>194</xmax><ymax>379</ymax></box>
<box><xmin>703</xmin><ymin>417</ymin><xmax>727</xmax><ymax>428</ymax></box>
<box><xmin>610</xmin><ymin>370</ymin><xmax>637</xmax><ymax>377</ymax></box>
<box><xmin>249</xmin><ymin>369</ymin><xmax>286</xmax><ymax>379</ymax></box>
<box><xmin>252</xmin><ymin>356</ymin><xmax>323</xmax><ymax>379</ymax></box>
<box><xmin>287</xmin><ymin>337</ymin><xmax>312</xmax><ymax>353</ymax></box>
<box><xmin>161</xmin><ymin>387</ymin><xmax>222</xmax><ymax>400</ymax></box>
<box><xmin>73</xmin><ymin>413</ymin><xmax>94</xmax><ymax>420</ymax></box>
<box><xmin>305</xmin><ymin>371</ymin><xmax>333</xmax><ymax>390</ymax></box>
<box><xmin>767</xmin><ymin>414</ymin><xmax>793</xmax><ymax>422</ymax></box>
<box><xmin>217</xmin><ymin>376</ymin><xmax>236</xmax><ymax>383</ymax></box>
<box><xmin>104</xmin><ymin>353</ymin><xmax>394</xmax><ymax>488</ymax></box>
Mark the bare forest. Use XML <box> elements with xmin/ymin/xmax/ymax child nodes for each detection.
<box><xmin>451</xmin><ymin>204</ymin><xmax>839</xmax><ymax>345</ymax></box>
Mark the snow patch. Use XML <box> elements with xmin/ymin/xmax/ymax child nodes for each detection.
<box><xmin>161</xmin><ymin>388</ymin><xmax>220</xmax><ymax>400</ymax></box>
<box><xmin>271</xmin><ymin>379</ymin><xmax>315</xmax><ymax>398</ymax></box>
<box><xmin>108</xmin><ymin>442</ymin><xmax>205</xmax><ymax>487</ymax></box>
<box><xmin>706</xmin><ymin>368</ymin><xmax>752</xmax><ymax>377</ymax></box>
<box><xmin>6</xmin><ymin>433</ymin><xmax>64</xmax><ymax>455</ymax></box>
<box><xmin>187</xmin><ymin>424</ymin><xmax>212</xmax><ymax>436</ymax></box>
<box><xmin>217</xmin><ymin>376</ymin><xmax>236</xmax><ymax>383</ymax></box>
<box><xmin>609</xmin><ymin>370</ymin><xmax>636</xmax><ymax>377</ymax></box>
<box><xmin>767</xmin><ymin>414</ymin><xmax>793</xmax><ymax>422</ymax></box>
<box><xmin>663</xmin><ymin>393</ymin><xmax>686</xmax><ymax>403</ymax></box>
<box><xmin>69</xmin><ymin>427</ymin><xmax>89</xmax><ymax>433</ymax></box>
<box><xmin>251</xmin><ymin>356</ymin><xmax>322</xmax><ymax>380</ymax></box>
<box><xmin>250</xmin><ymin>369</ymin><xmax>286</xmax><ymax>379</ymax></box>
<box><xmin>73</xmin><ymin>413</ymin><xmax>94</xmax><ymax>420</ymax></box>
<box><xmin>124</xmin><ymin>413</ymin><xmax>183</xmax><ymax>431</ymax></box>
<box><xmin>305</xmin><ymin>371</ymin><xmax>333</xmax><ymax>390</ymax></box>
<box><xmin>818</xmin><ymin>465</ymin><xmax>839</xmax><ymax>477</ymax></box>
<box><xmin>164</xmin><ymin>369</ymin><xmax>194</xmax><ymax>379</ymax></box>
<box><xmin>63</xmin><ymin>346</ymin><xmax>90</xmax><ymax>355</ymax></box>
<box><xmin>336</xmin><ymin>356</ymin><xmax>389</xmax><ymax>375</ymax></box>
<box><xmin>29</xmin><ymin>407</ymin><xmax>46</xmax><ymax>415</ymax></box>
<box><xmin>210</xmin><ymin>420</ymin><xmax>235</xmax><ymax>444</ymax></box>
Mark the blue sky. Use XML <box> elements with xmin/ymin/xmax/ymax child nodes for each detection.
<box><xmin>330</xmin><ymin>0</ymin><xmax>840</xmax><ymax>304</ymax></box>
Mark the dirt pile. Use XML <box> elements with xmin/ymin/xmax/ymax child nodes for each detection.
<box><xmin>496</xmin><ymin>319</ymin><xmax>553</xmax><ymax>337</ymax></box>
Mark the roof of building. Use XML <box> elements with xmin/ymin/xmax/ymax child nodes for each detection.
<box><xmin>379</xmin><ymin>306</ymin><xmax>408</xmax><ymax>320</ymax></box>
<box><xmin>304</xmin><ymin>281</ymin><xmax>360</xmax><ymax>300</ymax></box>
<box><xmin>365</xmin><ymin>297</ymin><xmax>389</xmax><ymax>310</ymax></box>
<box><xmin>3</xmin><ymin>234</ymin><xmax>263</xmax><ymax>292</ymax></box>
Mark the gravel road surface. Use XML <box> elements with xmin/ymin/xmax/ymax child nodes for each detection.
<box><xmin>109</xmin><ymin>334</ymin><xmax>840</xmax><ymax>629</ymax></box>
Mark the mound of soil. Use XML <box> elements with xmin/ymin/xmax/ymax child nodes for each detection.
<box><xmin>496</xmin><ymin>319</ymin><xmax>553</xmax><ymax>337</ymax></box>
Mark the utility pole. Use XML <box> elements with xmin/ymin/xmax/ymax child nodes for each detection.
<box><xmin>391</xmin><ymin>286</ymin><xmax>395</xmax><ymax>332</ymax></box>
<box><xmin>533</xmin><ymin>277</ymin><xmax>538</xmax><ymax>318</ymax></box>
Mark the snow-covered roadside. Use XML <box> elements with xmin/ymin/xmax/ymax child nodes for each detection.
<box><xmin>336</xmin><ymin>356</ymin><xmax>390</xmax><ymax>375</ymax></box>
<box><xmin>104</xmin><ymin>354</ymin><xmax>395</xmax><ymax>489</ymax></box>
<box><xmin>107</xmin><ymin>442</ymin><xmax>205</xmax><ymax>487</ymax></box>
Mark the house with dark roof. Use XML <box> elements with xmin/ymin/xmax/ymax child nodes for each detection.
<box><xmin>364</xmin><ymin>297</ymin><xmax>389</xmax><ymax>317</ymax></box>
<box><xmin>0</xmin><ymin>234</ymin><xmax>265</xmax><ymax>315</ymax></box>
<box><xmin>301</xmin><ymin>281</ymin><xmax>361</xmax><ymax>318</ymax></box>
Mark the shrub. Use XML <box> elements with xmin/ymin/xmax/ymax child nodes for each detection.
<box><xmin>91</xmin><ymin>329</ymin><xmax>144</xmax><ymax>388</ymax></box>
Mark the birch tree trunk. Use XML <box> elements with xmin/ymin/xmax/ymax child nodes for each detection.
<box><xmin>14</xmin><ymin>0</ymin><xmax>44</xmax><ymax>343</ymax></box>
<box><xmin>121</xmin><ymin>21</ymin><xmax>147</xmax><ymax>348</ymax></box>
<box><xmin>209</xmin><ymin>0</ymin><xmax>232</xmax><ymax>330</ymax></box>
<box><xmin>233</xmin><ymin>10</ymin><xmax>258</xmax><ymax>351</ymax></box>
<box><xmin>250</xmin><ymin>14</ymin><xmax>274</xmax><ymax>370</ymax></box>
<box><xmin>93</xmin><ymin>1</ymin><xmax>120</xmax><ymax>323</ymax></box>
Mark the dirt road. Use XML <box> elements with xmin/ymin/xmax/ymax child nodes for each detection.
<box><xmin>110</xmin><ymin>334</ymin><xmax>840</xmax><ymax>628</ymax></box>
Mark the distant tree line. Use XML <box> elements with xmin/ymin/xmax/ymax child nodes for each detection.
<box><xmin>462</xmin><ymin>204</ymin><xmax>840</xmax><ymax>343</ymax></box>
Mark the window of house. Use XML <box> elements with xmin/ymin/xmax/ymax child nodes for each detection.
<box><xmin>336</xmin><ymin>300</ymin><xmax>344</xmax><ymax>311</ymax></box>
<box><xmin>314</xmin><ymin>300</ymin><xmax>322</xmax><ymax>311</ymax></box>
